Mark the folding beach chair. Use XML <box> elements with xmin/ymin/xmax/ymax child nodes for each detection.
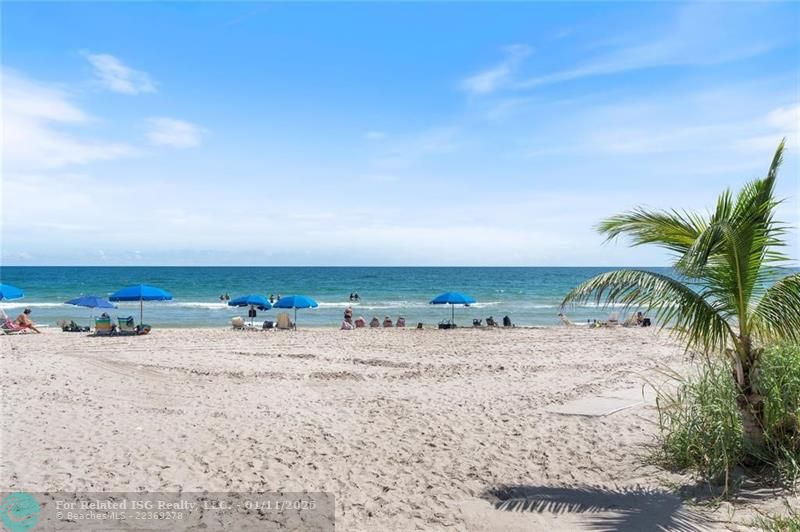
<box><xmin>1</xmin><ymin>318</ymin><xmax>26</xmax><ymax>335</ymax></box>
<box><xmin>276</xmin><ymin>313</ymin><xmax>293</xmax><ymax>330</ymax></box>
<box><xmin>118</xmin><ymin>316</ymin><xmax>137</xmax><ymax>335</ymax></box>
<box><xmin>94</xmin><ymin>317</ymin><xmax>115</xmax><ymax>336</ymax></box>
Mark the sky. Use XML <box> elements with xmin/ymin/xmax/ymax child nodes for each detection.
<box><xmin>2</xmin><ymin>2</ymin><xmax>799</xmax><ymax>266</ymax></box>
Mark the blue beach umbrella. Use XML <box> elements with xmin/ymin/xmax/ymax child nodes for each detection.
<box><xmin>229</xmin><ymin>295</ymin><xmax>272</xmax><ymax>326</ymax></box>
<box><xmin>66</xmin><ymin>295</ymin><xmax>117</xmax><ymax>325</ymax></box>
<box><xmin>65</xmin><ymin>295</ymin><xmax>117</xmax><ymax>309</ymax></box>
<box><xmin>228</xmin><ymin>295</ymin><xmax>272</xmax><ymax>310</ymax></box>
<box><xmin>109</xmin><ymin>284</ymin><xmax>173</xmax><ymax>324</ymax></box>
<box><xmin>0</xmin><ymin>283</ymin><xmax>24</xmax><ymax>301</ymax></box>
<box><xmin>430</xmin><ymin>291</ymin><xmax>476</xmax><ymax>324</ymax></box>
<box><xmin>272</xmin><ymin>295</ymin><xmax>318</xmax><ymax>329</ymax></box>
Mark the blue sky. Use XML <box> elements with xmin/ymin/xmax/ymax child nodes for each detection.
<box><xmin>2</xmin><ymin>2</ymin><xmax>798</xmax><ymax>266</ymax></box>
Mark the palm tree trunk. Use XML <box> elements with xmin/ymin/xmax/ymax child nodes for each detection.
<box><xmin>734</xmin><ymin>337</ymin><xmax>765</xmax><ymax>450</ymax></box>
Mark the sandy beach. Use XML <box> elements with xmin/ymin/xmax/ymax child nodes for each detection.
<box><xmin>1</xmin><ymin>327</ymin><xmax>795</xmax><ymax>530</ymax></box>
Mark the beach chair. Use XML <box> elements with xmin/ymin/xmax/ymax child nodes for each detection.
<box><xmin>276</xmin><ymin>313</ymin><xmax>293</xmax><ymax>330</ymax></box>
<box><xmin>486</xmin><ymin>317</ymin><xmax>497</xmax><ymax>327</ymax></box>
<box><xmin>558</xmin><ymin>313</ymin><xmax>575</xmax><ymax>326</ymax></box>
<box><xmin>472</xmin><ymin>318</ymin><xmax>483</xmax><ymax>327</ymax></box>
<box><xmin>94</xmin><ymin>317</ymin><xmax>114</xmax><ymax>336</ymax></box>
<box><xmin>118</xmin><ymin>316</ymin><xmax>137</xmax><ymax>335</ymax></box>
<box><xmin>60</xmin><ymin>320</ymin><xmax>89</xmax><ymax>332</ymax></box>
<box><xmin>438</xmin><ymin>320</ymin><xmax>455</xmax><ymax>329</ymax></box>
<box><xmin>1</xmin><ymin>318</ymin><xmax>26</xmax><ymax>335</ymax></box>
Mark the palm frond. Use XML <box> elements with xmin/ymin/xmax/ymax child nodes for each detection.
<box><xmin>750</xmin><ymin>273</ymin><xmax>800</xmax><ymax>345</ymax></box>
<box><xmin>561</xmin><ymin>269</ymin><xmax>736</xmax><ymax>354</ymax></box>
<box><xmin>597</xmin><ymin>208</ymin><xmax>706</xmax><ymax>257</ymax></box>
<box><xmin>676</xmin><ymin>140</ymin><xmax>788</xmax><ymax>330</ymax></box>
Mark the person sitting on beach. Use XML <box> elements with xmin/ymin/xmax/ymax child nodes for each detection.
<box><xmin>341</xmin><ymin>319</ymin><xmax>354</xmax><ymax>330</ymax></box>
<box><xmin>15</xmin><ymin>308</ymin><xmax>41</xmax><ymax>333</ymax></box>
<box><xmin>502</xmin><ymin>315</ymin><xmax>512</xmax><ymax>327</ymax></box>
<box><xmin>369</xmin><ymin>317</ymin><xmax>380</xmax><ymax>328</ymax></box>
<box><xmin>486</xmin><ymin>316</ymin><xmax>497</xmax><ymax>327</ymax></box>
<box><xmin>355</xmin><ymin>316</ymin><xmax>366</xmax><ymax>328</ymax></box>
<box><xmin>396</xmin><ymin>316</ymin><xmax>406</xmax><ymax>327</ymax></box>
<box><xmin>383</xmin><ymin>316</ymin><xmax>393</xmax><ymax>328</ymax></box>
<box><xmin>344</xmin><ymin>307</ymin><xmax>353</xmax><ymax>325</ymax></box>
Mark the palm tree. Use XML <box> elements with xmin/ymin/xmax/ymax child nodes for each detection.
<box><xmin>561</xmin><ymin>139</ymin><xmax>800</xmax><ymax>448</ymax></box>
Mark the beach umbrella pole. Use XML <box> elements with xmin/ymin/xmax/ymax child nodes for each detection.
<box><xmin>294</xmin><ymin>308</ymin><xmax>297</xmax><ymax>330</ymax></box>
<box><xmin>140</xmin><ymin>298</ymin><xmax>144</xmax><ymax>325</ymax></box>
<box><xmin>452</xmin><ymin>304</ymin><xmax>455</xmax><ymax>323</ymax></box>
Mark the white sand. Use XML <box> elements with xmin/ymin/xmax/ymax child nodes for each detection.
<box><xmin>1</xmin><ymin>327</ymin><xmax>796</xmax><ymax>530</ymax></box>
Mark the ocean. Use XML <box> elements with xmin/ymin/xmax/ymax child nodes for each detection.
<box><xmin>1</xmin><ymin>266</ymin><xmax>673</xmax><ymax>328</ymax></box>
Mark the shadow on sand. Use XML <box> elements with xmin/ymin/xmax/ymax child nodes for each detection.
<box><xmin>482</xmin><ymin>484</ymin><xmax>710</xmax><ymax>531</ymax></box>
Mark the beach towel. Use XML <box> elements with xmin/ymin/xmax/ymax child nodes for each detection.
<box><xmin>1</xmin><ymin>319</ymin><xmax>26</xmax><ymax>335</ymax></box>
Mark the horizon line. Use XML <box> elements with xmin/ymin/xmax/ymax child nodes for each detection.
<box><xmin>0</xmin><ymin>263</ymin><xmax>706</xmax><ymax>268</ymax></box>
<box><xmin>3</xmin><ymin>263</ymin><xmax>797</xmax><ymax>269</ymax></box>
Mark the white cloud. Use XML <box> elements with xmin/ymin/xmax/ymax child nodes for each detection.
<box><xmin>510</xmin><ymin>4</ymin><xmax>780</xmax><ymax>90</ymax></box>
<box><xmin>459</xmin><ymin>44</ymin><xmax>531</xmax><ymax>95</ymax></box>
<box><xmin>767</xmin><ymin>104</ymin><xmax>800</xmax><ymax>132</ymax></box>
<box><xmin>2</xmin><ymin>70</ymin><xmax>137</xmax><ymax>169</ymax></box>
<box><xmin>84</xmin><ymin>52</ymin><xmax>156</xmax><ymax>94</ymax></box>
<box><xmin>147</xmin><ymin>117</ymin><xmax>204</xmax><ymax>148</ymax></box>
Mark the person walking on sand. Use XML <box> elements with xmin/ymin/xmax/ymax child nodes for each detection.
<box><xmin>15</xmin><ymin>308</ymin><xmax>41</xmax><ymax>333</ymax></box>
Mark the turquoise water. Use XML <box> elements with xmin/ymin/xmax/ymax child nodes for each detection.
<box><xmin>0</xmin><ymin>266</ymin><xmax>670</xmax><ymax>328</ymax></box>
